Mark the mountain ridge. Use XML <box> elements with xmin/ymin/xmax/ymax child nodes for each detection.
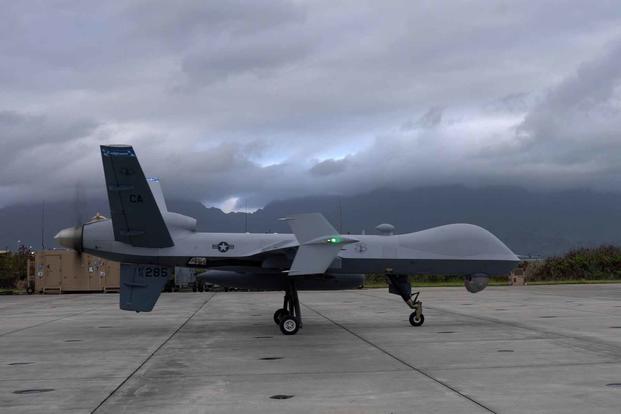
<box><xmin>2</xmin><ymin>185</ymin><xmax>620</xmax><ymax>257</ymax></box>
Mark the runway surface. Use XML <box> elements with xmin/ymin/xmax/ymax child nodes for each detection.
<box><xmin>1</xmin><ymin>284</ymin><xmax>621</xmax><ymax>413</ymax></box>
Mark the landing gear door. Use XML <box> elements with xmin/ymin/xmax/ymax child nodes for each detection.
<box><xmin>120</xmin><ymin>264</ymin><xmax>171</xmax><ymax>312</ymax></box>
<box><xmin>386</xmin><ymin>274</ymin><xmax>411</xmax><ymax>301</ymax></box>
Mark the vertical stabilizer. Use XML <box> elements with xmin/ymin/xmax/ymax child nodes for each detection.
<box><xmin>100</xmin><ymin>145</ymin><xmax>174</xmax><ymax>248</ymax></box>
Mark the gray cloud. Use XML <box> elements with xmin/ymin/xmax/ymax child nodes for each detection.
<box><xmin>2</xmin><ymin>1</ymin><xmax>621</xmax><ymax>209</ymax></box>
<box><xmin>402</xmin><ymin>107</ymin><xmax>444</xmax><ymax>130</ymax></box>
<box><xmin>309</xmin><ymin>158</ymin><xmax>350</xmax><ymax>177</ymax></box>
<box><xmin>513</xmin><ymin>41</ymin><xmax>621</xmax><ymax>170</ymax></box>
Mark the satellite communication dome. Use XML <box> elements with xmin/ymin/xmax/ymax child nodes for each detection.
<box><xmin>376</xmin><ymin>223</ymin><xmax>395</xmax><ymax>235</ymax></box>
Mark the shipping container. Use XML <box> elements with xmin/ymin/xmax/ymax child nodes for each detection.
<box><xmin>28</xmin><ymin>250</ymin><xmax>120</xmax><ymax>293</ymax></box>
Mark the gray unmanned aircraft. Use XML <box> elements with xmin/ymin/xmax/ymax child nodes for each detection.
<box><xmin>55</xmin><ymin>145</ymin><xmax>519</xmax><ymax>335</ymax></box>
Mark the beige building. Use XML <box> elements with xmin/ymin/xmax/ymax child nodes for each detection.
<box><xmin>28</xmin><ymin>250</ymin><xmax>120</xmax><ymax>294</ymax></box>
<box><xmin>509</xmin><ymin>264</ymin><xmax>527</xmax><ymax>286</ymax></box>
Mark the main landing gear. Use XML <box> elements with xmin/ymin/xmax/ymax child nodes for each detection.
<box><xmin>387</xmin><ymin>274</ymin><xmax>425</xmax><ymax>327</ymax></box>
<box><xmin>273</xmin><ymin>279</ymin><xmax>302</xmax><ymax>335</ymax></box>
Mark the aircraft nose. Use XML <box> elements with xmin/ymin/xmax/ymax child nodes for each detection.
<box><xmin>54</xmin><ymin>226</ymin><xmax>83</xmax><ymax>252</ymax></box>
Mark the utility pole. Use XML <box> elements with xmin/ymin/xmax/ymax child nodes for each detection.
<box><xmin>338</xmin><ymin>197</ymin><xmax>343</xmax><ymax>233</ymax></box>
<box><xmin>244</xmin><ymin>199</ymin><xmax>248</xmax><ymax>233</ymax></box>
<box><xmin>41</xmin><ymin>201</ymin><xmax>46</xmax><ymax>250</ymax></box>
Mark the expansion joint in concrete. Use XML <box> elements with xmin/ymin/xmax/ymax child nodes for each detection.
<box><xmin>302</xmin><ymin>302</ymin><xmax>498</xmax><ymax>414</ymax></box>
<box><xmin>90</xmin><ymin>294</ymin><xmax>216</xmax><ymax>413</ymax></box>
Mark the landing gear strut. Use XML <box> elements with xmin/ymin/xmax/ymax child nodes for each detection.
<box><xmin>273</xmin><ymin>279</ymin><xmax>302</xmax><ymax>335</ymax></box>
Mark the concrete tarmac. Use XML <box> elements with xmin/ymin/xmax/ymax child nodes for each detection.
<box><xmin>1</xmin><ymin>284</ymin><xmax>621</xmax><ymax>413</ymax></box>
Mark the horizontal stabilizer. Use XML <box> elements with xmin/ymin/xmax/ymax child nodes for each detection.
<box><xmin>284</xmin><ymin>213</ymin><xmax>357</xmax><ymax>275</ymax></box>
<box><xmin>101</xmin><ymin>145</ymin><xmax>174</xmax><ymax>248</ymax></box>
<box><xmin>147</xmin><ymin>177</ymin><xmax>168</xmax><ymax>214</ymax></box>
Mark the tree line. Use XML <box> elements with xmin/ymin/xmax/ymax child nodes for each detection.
<box><xmin>525</xmin><ymin>245</ymin><xmax>621</xmax><ymax>281</ymax></box>
<box><xmin>0</xmin><ymin>245</ymin><xmax>32</xmax><ymax>290</ymax></box>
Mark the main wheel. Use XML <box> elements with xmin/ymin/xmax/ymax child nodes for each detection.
<box><xmin>279</xmin><ymin>316</ymin><xmax>299</xmax><ymax>335</ymax></box>
<box><xmin>273</xmin><ymin>308</ymin><xmax>288</xmax><ymax>325</ymax></box>
<box><xmin>409</xmin><ymin>312</ymin><xmax>425</xmax><ymax>327</ymax></box>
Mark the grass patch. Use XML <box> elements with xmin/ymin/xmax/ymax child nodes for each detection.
<box><xmin>363</xmin><ymin>278</ymin><xmax>621</xmax><ymax>288</ymax></box>
<box><xmin>523</xmin><ymin>279</ymin><xmax>621</xmax><ymax>285</ymax></box>
<box><xmin>364</xmin><ymin>280</ymin><xmax>508</xmax><ymax>288</ymax></box>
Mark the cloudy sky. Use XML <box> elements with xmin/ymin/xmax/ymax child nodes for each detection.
<box><xmin>2</xmin><ymin>1</ymin><xmax>621</xmax><ymax>211</ymax></box>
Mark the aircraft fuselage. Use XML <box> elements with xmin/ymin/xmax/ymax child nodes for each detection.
<box><xmin>79</xmin><ymin>219</ymin><xmax>518</xmax><ymax>277</ymax></box>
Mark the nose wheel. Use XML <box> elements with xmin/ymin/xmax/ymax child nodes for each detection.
<box><xmin>273</xmin><ymin>279</ymin><xmax>302</xmax><ymax>335</ymax></box>
<box><xmin>408</xmin><ymin>291</ymin><xmax>425</xmax><ymax>327</ymax></box>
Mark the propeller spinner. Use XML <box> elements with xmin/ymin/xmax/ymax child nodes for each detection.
<box><xmin>54</xmin><ymin>225</ymin><xmax>83</xmax><ymax>252</ymax></box>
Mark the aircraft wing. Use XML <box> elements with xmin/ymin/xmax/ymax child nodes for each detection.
<box><xmin>283</xmin><ymin>213</ymin><xmax>357</xmax><ymax>275</ymax></box>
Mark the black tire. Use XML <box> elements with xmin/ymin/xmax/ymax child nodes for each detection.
<box><xmin>409</xmin><ymin>312</ymin><xmax>425</xmax><ymax>327</ymax></box>
<box><xmin>273</xmin><ymin>308</ymin><xmax>288</xmax><ymax>325</ymax></box>
<box><xmin>26</xmin><ymin>286</ymin><xmax>34</xmax><ymax>295</ymax></box>
<box><xmin>279</xmin><ymin>316</ymin><xmax>299</xmax><ymax>335</ymax></box>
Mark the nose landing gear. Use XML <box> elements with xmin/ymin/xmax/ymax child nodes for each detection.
<box><xmin>387</xmin><ymin>274</ymin><xmax>425</xmax><ymax>327</ymax></box>
<box><xmin>408</xmin><ymin>291</ymin><xmax>424</xmax><ymax>327</ymax></box>
<box><xmin>273</xmin><ymin>279</ymin><xmax>302</xmax><ymax>335</ymax></box>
